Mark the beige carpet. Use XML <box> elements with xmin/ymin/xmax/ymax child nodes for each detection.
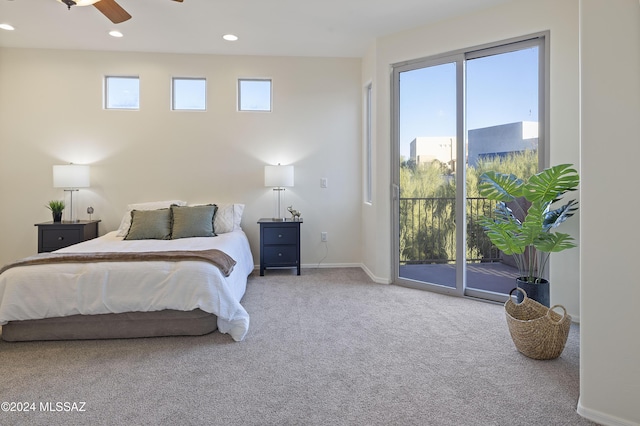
<box><xmin>0</xmin><ymin>268</ymin><xmax>595</xmax><ymax>425</ymax></box>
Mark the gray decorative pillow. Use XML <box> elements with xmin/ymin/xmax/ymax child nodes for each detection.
<box><xmin>125</xmin><ymin>208</ymin><xmax>172</xmax><ymax>240</ymax></box>
<box><xmin>171</xmin><ymin>204</ymin><xmax>217</xmax><ymax>239</ymax></box>
<box><xmin>116</xmin><ymin>200</ymin><xmax>187</xmax><ymax>237</ymax></box>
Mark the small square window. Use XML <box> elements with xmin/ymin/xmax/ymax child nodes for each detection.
<box><xmin>238</xmin><ymin>79</ymin><xmax>272</xmax><ymax>112</ymax></box>
<box><xmin>104</xmin><ymin>76</ymin><xmax>139</xmax><ymax>110</ymax></box>
<box><xmin>172</xmin><ymin>77</ymin><xmax>206</xmax><ymax>111</ymax></box>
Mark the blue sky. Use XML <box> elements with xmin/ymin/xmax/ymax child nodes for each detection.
<box><xmin>399</xmin><ymin>47</ymin><xmax>538</xmax><ymax>159</ymax></box>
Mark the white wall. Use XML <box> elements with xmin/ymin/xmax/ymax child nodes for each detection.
<box><xmin>361</xmin><ymin>0</ymin><xmax>582</xmax><ymax>316</ymax></box>
<box><xmin>0</xmin><ymin>49</ymin><xmax>363</xmax><ymax>269</ymax></box>
<box><xmin>359</xmin><ymin>0</ymin><xmax>640</xmax><ymax>423</ymax></box>
<box><xmin>578</xmin><ymin>1</ymin><xmax>640</xmax><ymax>424</ymax></box>
<box><xmin>360</xmin><ymin>41</ymin><xmax>388</xmax><ymax>283</ymax></box>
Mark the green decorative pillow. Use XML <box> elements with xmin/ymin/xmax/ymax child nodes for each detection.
<box><xmin>125</xmin><ymin>208</ymin><xmax>172</xmax><ymax>240</ymax></box>
<box><xmin>171</xmin><ymin>204</ymin><xmax>217</xmax><ymax>239</ymax></box>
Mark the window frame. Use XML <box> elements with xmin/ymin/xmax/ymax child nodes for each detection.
<box><xmin>104</xmin><ymin>75</ymin><xmax>140</xmax><ymax>110</ymax></box>
<box><xmin>464</xmin><ymin>36</ymin><xmax>548</xmax><ymax>169</ymax></box>
<box><xmin>237</xmin><ymin>78</ymin><xmax>272</xmax><ymax>112</ymax></box>
<box><xmin>364</xmin><ymin>82</ymin><xmax>373</xmax><ymax>204</ymax></box>
<box><xmin>171</xmin><ymin>77</ymin><xmax>207</xmax><ymax>111</ymax></box>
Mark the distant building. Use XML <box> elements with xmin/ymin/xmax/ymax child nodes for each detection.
<box><xmin>467</xmin><ymin>121</ymin><xmax>538</xmax><ymax>166</ymax></box>
<box><xmin>409</xmin><ymin>137</ymin><xmax>457</xmax><ymax>168</ymax></box>
<box><xmin>409</xmin><ymin>121</ymin><xmax>538</xmax><ymax>168</ymax></box>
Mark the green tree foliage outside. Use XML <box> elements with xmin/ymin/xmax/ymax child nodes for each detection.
<box><xmin>400</xmin><ymin>150</ymin><xmax>538</xmax><ymax>265</ymax></box>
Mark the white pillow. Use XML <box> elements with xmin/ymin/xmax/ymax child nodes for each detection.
<box><xmin>116</xmin><ymin>200</ymin><xmax>187</xmax><ymax>237</ymax></box>
<box><xmin>213</xmin><ymin>204</ymin><xmax>245</xmax><ymax>233</ymax></box>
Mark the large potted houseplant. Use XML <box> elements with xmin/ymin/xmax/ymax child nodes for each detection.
<box><xmin>477</xmin><ymin>164</ymin><xmax>579</xmax><ymax>306</ymax></box>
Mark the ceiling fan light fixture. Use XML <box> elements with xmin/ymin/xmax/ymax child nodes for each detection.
<box><xmin>57</xmin><ymin>0</ymin><xmax>101</xmax><ymax>6</ymax></box>
<box><xmin>223</xmin><ymin>34</ymin><xmax>239</xmax><ymax>42</ymax></box>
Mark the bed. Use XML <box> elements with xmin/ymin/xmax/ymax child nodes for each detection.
<box><xmin>0</xmin><ymin>201</ymin><xmax>253</xmax><ymax>342</ymax></box>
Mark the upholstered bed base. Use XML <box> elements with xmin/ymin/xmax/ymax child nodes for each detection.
<box><xmin>1</xmin><ymin>309</ymin><xmax>218</xmax><ymax>342</ymax></box>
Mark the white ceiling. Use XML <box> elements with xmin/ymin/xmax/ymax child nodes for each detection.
<box><xmin>0</xmin><ymin>0</ymin><xmax>513</xmax><ymax>57</ymax></box>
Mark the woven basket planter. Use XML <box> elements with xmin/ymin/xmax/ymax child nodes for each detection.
<box><xmin>504</xmin><ymin>288</ymin><xmax>571</xmax><ymax>360</ymax></box>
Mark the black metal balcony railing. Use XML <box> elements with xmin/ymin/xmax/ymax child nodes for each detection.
<box><xmin>399</xmin><ymin>197</ymin><xmax>501</xmax><ymax>265</ymax></box>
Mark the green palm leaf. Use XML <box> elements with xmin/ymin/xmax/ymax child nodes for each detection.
<box><xmin>543</xmin><ymin>199</ymin><xmax>578</xmax><ymax>231</ymax></box>
<box><xmin>520</xmin><ymin>201</ymin><xmax>545</xmax><ymax>246</ymax></box>
<box><xmin>493</xmin><ymin>202</ymin><xmax>521</xmax><ymax>226</ymax></box>
<box><xmin>478</xmin><ymin>171</ymin><xmax>524</xmax><ymax>202</ymax></box>
<box><xmin>523</xmin><ymin>164</ymin><xmax>579</xmax><ymax>203</ymax></box>
<box><xmin>534</xmin><ymin>232</ymin><xmax>577</xmax><ymax>252</ymax></box>
<box><xmin>477</xmin><ymin>217</ymin><xmax>525</xmax><ymax>255</ymax></box>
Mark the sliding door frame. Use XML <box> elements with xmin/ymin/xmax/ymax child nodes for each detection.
<box><xmin>391</xmin><ymin>32</ymin><xmax>550</xmax><ymax>300</ymax></box>
<box><xmin>391</xmin><ymin>53</ymin><xmax>464</xmax><ymax>296</ymax></box>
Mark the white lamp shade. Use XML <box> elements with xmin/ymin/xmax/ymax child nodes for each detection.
<box><xmin>264</xmin><ymin>165</ymin><xmax>294</xmax><ymax>187</ymax></box>
<box><xmin>53</xmin><ymin>164</ymin><xmax>90</xmax><ymax>188</ymax></box>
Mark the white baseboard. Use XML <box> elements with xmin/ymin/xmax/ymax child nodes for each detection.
<box><xmin>359</xmin><ymin>263</ymin><xmax>392</xmax><ymax>284</ymax></box>
<box><xmin>303</xmin><ymin>263</ymin><xmax>391</xmax><ymax>284</ymax></box>
<box><xmin>301</xmin><ymin>262</ymin><xmax>362</xmax><ymax>269</ymax></box>
<box><xmin>577</xmin><ymin>398</ymin><xmax>640</xmax><ymax>426</ymax></box>
<box><xmin>253</xmin><ymin>263</ymin><xmax>392</xmax><ymax>284</ymax></box>
<box><xmin>294</xmin><ymin>263</ymin><xmax>391</xmax><ymax>284</ymax></box>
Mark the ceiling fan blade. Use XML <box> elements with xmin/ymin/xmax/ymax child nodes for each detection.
<box><xmin>93</xmin><ymin>0</ymin><xmax>132</xmax><ymax>24</ymax></box>
<box><xmin>172</xmin><ymin>0</ymin><xmax>184</xmax><ymax>2</ymax></box>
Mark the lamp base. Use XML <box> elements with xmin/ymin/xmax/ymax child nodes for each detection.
<box><xmin>272</xmin><ymin>187</ymin><xmax>287</xmax><ymax>222</ymax></box>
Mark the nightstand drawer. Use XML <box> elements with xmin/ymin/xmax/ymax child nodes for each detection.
<box><xmin>263</xmin><ymin>245</ymin><xmax>298</xmax><ymax>265</ymax></box>
<box><xmin>41</xmin><ymin>228</ymin><xmax>82</xmax><ymax>250</ymax></box>
<box><xmin>263</xmin><ymin>227</ymin><xmax>298</xmax><ymax>245</ymax></box>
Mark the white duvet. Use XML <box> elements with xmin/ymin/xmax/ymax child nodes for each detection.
<box><xmin>0</xmin><ymin>230</ymin><xmax>253</xmax><ymax>341</ymax></box>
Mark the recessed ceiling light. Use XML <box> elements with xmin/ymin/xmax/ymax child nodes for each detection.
<box><xmin>109</xmin><ymin>30</ymin><xmax>124</xmax><ymax>38</ymax></box>
<box><xmin>0</xmin><ymin>24</ymin><xmax>15</xmax><ymax>31</ymax></box>
<box><xmin>223</xmin><ymin>34</ymin><xmax>238</xmax><ymax>42</ymax></box>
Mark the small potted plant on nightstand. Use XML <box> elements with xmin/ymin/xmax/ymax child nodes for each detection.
<box><xmin>46</xmin><ymin>200</ymin><xmax>65</xmax><ymax>222</ymax></box>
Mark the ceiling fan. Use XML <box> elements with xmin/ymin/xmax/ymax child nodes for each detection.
<box><xmin>57</xmin><ymin>0</ymin><xmax>184</xmax><ymax>24</ymax></box>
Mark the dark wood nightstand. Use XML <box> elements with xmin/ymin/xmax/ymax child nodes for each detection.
<box><xmin>35</xmin><ymin>220</ymin><xmax>101</xmax><ymax>253</ymax></box>
<box><xmin>258</xmin><ymin>218</ymin><xmax>303</xmax><ymax>276</ymax></box>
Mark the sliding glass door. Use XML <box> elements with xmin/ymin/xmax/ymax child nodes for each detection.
<box><xmin>393</xmin><ymin>36</ymin><xmax>546</xmax><ymax>302</ymax></box>
<box><xmin>396</xmin><ymin>57</ymin><xmax>461</xmax><ymax>294</ymax></box>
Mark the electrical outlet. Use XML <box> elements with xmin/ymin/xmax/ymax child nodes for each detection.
<box><xmin>321</xmin><ymin>232</ymin><xmax>328</xmax><ymax>242</ymax></box>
